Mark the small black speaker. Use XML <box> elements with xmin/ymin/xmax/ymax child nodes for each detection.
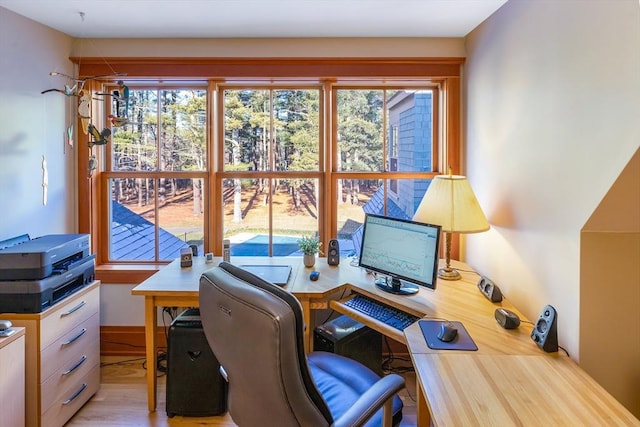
<box><xmin>327</xmin><ymin>239</ymin><xmax>340</xmax><ymax>265</ymax></box>
<box><xmin>477</xmin><ymin>276</ymin><xmax>503</xmax><ymax>302</ymax></box>
<box><xmin>530</xmin><ymin>304</ymin><xmax>558</xmax><ymax>352</ymax></box>
<box><xmin>494</xmin><ymin>308</ymin><xmax>520</xmax><ymax>329</ymax></box>
<box><xmin>189</xmin><ymin>244</ymin><xmax>199</xmax><ymax>257</ymax></box>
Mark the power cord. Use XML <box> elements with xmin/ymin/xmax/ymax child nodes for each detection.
<box><xmin>141</xmin><ymin>350</ymin><xmax>168</xmax><ymax>376</ymax></box>
<box><xmin>381</xmin><ymin>336</ymin><xmax>416</xmax><ymax>402</ymax></box>
<box><xmin>140</xmin><ymin>306</ymin><xmax>181</xmax><ymax>375</ymax></box>
<box><xmin>100</xmin><ymin>356</ymin><xmax>146</xmax><ymax>367</ymax></box>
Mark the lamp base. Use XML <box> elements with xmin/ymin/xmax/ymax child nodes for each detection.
<box><xmin>438</xmin><ymin>267</ymin><xmax>461</xmax><ymax>281</ymax></box>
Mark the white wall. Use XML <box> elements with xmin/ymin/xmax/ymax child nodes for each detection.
<box><xmin>72</xmin><ymin>37</ymin><xmax>465</xmax><ymax>58</ymax></box>
<box><xmin>0</xmin><ymin>8</ymin><xmax>76</xmax><ymax>242</ymax></box>
<box><xmin>464</xmin><ymin>0</ymin><xmax>640</xmax><ymax>359</ymax></box>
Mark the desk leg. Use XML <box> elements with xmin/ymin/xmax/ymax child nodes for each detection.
<box><xmin>144</xmin><ymin>297</ymin><xmax>158</xmax><ymax>411</ymax></box>
<box><xmin>416</xmin><ymin>379</ymin><xmax>431</xmax><ymax>426</ymax></box>
<box><xmin>299</xmin><ymin>299</ymin><xmax>312</xmax><ymax>353</ymax></box>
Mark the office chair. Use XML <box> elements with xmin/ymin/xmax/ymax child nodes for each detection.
<box><xmin>199</xmin><ymin>262</ymin><xmax>405</xmax><ymax>427</ymax></box>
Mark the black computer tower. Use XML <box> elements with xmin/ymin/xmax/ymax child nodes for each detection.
<box><xmin>314</xmin><ymin>314</ymin><xmax>382</xmax><ymax>375</ymax></box>
<box><xmin>166</xmin><ymin>308</ymin><xmax>227</xmax><ymax>417</ymax></box>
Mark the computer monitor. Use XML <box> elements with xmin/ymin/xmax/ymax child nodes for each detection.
<box><xmin>358</xmin><ymin>213</ymin><xmax>441</xmax><ymax>295</ymax></box>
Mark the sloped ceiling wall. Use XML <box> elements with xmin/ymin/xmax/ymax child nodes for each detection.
<box><xmin>580</xmin><ymin>148</ymin><xmax>640</xmax><ymax>418</ymax></box>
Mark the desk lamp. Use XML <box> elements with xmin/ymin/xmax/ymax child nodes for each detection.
<box><xmin>413</xmin><ymin>174</ymin><xmax>489</xmax><ymax>280</ymax></box>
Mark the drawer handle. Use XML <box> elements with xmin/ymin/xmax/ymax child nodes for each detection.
<box><xmin>62</xmin><ymin>355</ymin><xmax>87</xmax><ymax>376</ymax></box>
<box><xmin>62</xmin><ymin>383</ymin><xmax>87</xmax><ymax>406</ymax></box>
<box><xmin>61</xmin><ymin>300</ymin><xmax>86</xmax><ymax>317</ymax></box>
<box><xmin>62</xmin><ymin>328</ymin><xmax>87</xmax><ymax>346</ymax></box>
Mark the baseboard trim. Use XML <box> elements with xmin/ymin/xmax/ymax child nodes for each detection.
<box><xmin>100</xmin><ymin>326</ymin><xmax>168</xmax><ymax>356</ymax></box>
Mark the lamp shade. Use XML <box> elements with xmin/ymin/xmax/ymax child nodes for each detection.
<box><xmin>413</xmin><ymin>175</ymin><xmax>489</xmax><ymax>233</ymax></box>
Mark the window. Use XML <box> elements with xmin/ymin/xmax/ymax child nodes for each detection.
<box><xmin>105</xmin><ymin>88</ymin><xmax>207</xmax><ymax>261</ymax></box>
<box><xmin>220</xmin><ymin>87</ymin><xmax>322</xmax><ymax>257</ymax></box>
<box><xmin>81</xmin><ymin>58</ymin><xmax>461</xmax><ymax>270</ymax></box>
<box><xmin>334</xmin><ymin>87</ymin><xmax>437</xmax><ymax>257</ymax></box>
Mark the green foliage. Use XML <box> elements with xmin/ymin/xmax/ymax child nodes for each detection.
<box><xmin>297</xmin><ymin>235</ymin><xmax>322</xmax><ymax>255</ymax></box>
<box><xmin>111</xmin><ymin>88</ymin><xmax>206</xmax><ymax>173</ymax></box>
<box><xmin>337</xmin><ymin>90</ymin><xmax>384</xmax><ymax>172</ymax></box>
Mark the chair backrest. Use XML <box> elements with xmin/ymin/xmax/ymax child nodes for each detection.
<box><xmin>199</xmin><ymin>262</ymin><xmax>333</xmax><ymax>427</ymax></box>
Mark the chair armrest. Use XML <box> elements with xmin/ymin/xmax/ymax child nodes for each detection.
<box><xmin>332</xmin><ymin>373</ymin><xmax>405</xmax><ymax>427</ymax></box>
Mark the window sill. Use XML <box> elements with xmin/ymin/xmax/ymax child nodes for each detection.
<box><xmin>95</xmin><ymin>263</ymin><xmax>166</xmax><ymax>284</ymax></box>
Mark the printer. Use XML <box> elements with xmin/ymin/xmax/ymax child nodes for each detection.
<box><xmin>0</xmin><ymin>234</ymin><xmax>96</xmax><ymax>313</ymax></box>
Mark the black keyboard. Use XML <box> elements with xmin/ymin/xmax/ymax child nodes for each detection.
<box><xmin>343</xmin><ymin>294</ymin><xmax>419</xmax><ymax>331</ymax></box>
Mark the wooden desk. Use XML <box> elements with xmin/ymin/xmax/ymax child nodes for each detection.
<box><xmin>330</xmin><ymin>261</ymin><xmax>639</xmax><ymax>426</ymax></box>
<box><xmin>133</xmin><ymin>257</ymin><xmax>639</xmax><ymax>423</ymax></box>
<box><xmin>411</xmin><ymin>353</ymin><xmax>639</xmax><ymax>426</ymax></box>
<box><xmin>331</xmin><ymin>262</ymin><xmax>536</xmax><ymax>353</ymax></box>
<box><xmin>131</xmin><ymin>256</ymin><xmax>347</xmax><ymax>412</ymax></box>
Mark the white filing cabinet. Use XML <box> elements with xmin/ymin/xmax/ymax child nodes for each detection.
<box><xmin>1</xmin><ymin>281</ymin><xmax>100</xmax><ymax>427</ymax></box>
<box><xmin>0</xmin><ymin>326</ymin><xmax>26</xmax><ymax>427</ymax></box>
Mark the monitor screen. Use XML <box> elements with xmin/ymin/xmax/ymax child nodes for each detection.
<box><xmin>358</xmin><ymin>213</ymin><xmax>441</xmax><ymax>295</ymax></box>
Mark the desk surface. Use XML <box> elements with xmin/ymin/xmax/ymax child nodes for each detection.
<box><xmin>132</xmin><ymin>256</ymin><xmax>350</xmax><ymax>299</ymax></box>
<box><xmin>0</xmin><ymin>326</ymin><xmax>25</xmax><ymax>350</ymax></box>
<box><xmin>331</xmin><ymin>261</ymin><xmax>538</xmax><ymax>354</ymax></box>
<box><xmin>331</xmin><ymin>260</ymin><xmax>639</xmax><ymax>426</ymax></box>
<box><xmin>132</xmin><ymin>257</ymin><xmax>639</xmax><ymax>424</ymax></box>
<box><xmin>412</xmin><ymin>353</ymin><xmax>639</xmax><ymax>426</ymax></box>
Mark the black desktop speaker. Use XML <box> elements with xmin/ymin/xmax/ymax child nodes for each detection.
<box><xmin>494</xmin><ymin>308</ymin><xmax>520</xmax><ymax>329</ymax></box>
<box><xmin>166</xmin><ymin>308</ymin><xmax>227</xmax><ymax>417</ymax></box>
<box><xmin>530</xmin><ymin>304</ymin><xmax>559</xmax><ymax>352</ymax></box>
<box><xmin>327</xmin><ymin>239</ymin><xmax>340</xmax><ymax>265</ymax></box>
<box><xmin>477</xmin><ymin>276</ymin><xmax>503</xmax><ymax>302</ymax></box>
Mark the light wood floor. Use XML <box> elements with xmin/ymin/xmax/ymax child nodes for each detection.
<box><xmin>67</xmin><ymin>355</ymin><xmax>418</xmax><ymax>426</ymax></box>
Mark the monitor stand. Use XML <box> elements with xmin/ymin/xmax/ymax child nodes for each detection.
<box><xmin>374</xmin><ymin>276</ymin><xmax>419</xmax><ymax>295</ymax></box>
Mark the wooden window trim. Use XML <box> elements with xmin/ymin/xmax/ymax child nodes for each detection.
<box><xmin>76</xmin><ymin>58</ymin><xmax>462</xmax><ymax>284</ymax></box>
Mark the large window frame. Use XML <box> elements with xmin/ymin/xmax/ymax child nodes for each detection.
<box><xmin>74</xmin><ymin>58</ymin><xmax>463</xmax><ymax>283</ymax></box>
<box><xmin>215</xmin><ymin>83</ymin><xmax>325</xmax><ymax>257</ymax></box>
<box><xmin>103</xmin><ymin>86</ymin><xmax>208</xmax><ymax>263</ymax></box>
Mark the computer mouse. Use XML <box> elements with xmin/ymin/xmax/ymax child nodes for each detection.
<box><xmin>310</xmin><ymin>271</ymin><xmax>320</xmax><ymax>281</ymax></box>
<box><xmin>437</xmin><ymin>322</ymin><xmax>458</xmax><ymax>342</ymax></box>
<box><xmin>0</xmin><ymin>320</ymin><xmax>12</xmax><ymax>331</ymax></box>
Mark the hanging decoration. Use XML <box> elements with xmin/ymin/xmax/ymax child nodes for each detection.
<box><xmin>88</xmin><ymin>155</ymin><xmax>97</xmax><ymax>177</ymax></box>
<box><xmin>40</xmin><ymin>77</ymin><xmax>81</xmax><ymax>97</ymax></box>
<box><xmin>108</xmin><ymin>114</ymin><xmax>129</xmax><ymax>127</ymax></box>
<box><xmin>42</xmin><ymin>155</ymin><xmax>48</xmax><ymax>206</ymax></box>
<box><xmin>40</xmin><ymin>11</ymin><xmax>127</xmax><ymax>177</ymax></box>
<box><xmin>66</xmin><ymin>124</ymin><xmax>74</xmax><ymax>148</ymax></box>
<box><xmin>96</xmin><ymin>79</ymin><xmax>130</xmax><ymax>121</ymax></box>
<box><xmin>77</xmin><ymin>90</ymin><xmax>91</xmax><ymax>135</ymax></box>
<box><xmin>88</xmin><ymin>124</ymin><xmax>111</xmax><ymax>148</ymax></box>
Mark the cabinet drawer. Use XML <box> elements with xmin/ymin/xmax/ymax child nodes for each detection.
<box><xmin>41</xmin><ymin>364</ymin><xmax>100</xmax><ymax>427</ymax></box>
<box><xmin>41</xmin><ymin>338</ymin><xmax>99</xmax><ymax>413</ymax></box>
<box><xmin>41</xmin><ymin>313</ymin><xmax>99</xmax><ymax>382</ymax></box>
<box><xmin>40</xmin><ymin>285</ymin><xmax>99</xmax><ymax>349</ymax></box>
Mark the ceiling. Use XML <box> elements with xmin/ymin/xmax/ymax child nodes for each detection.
<box><xmin>0</xmin><ymin>0</ymin><xmax>508</xmax><ymax>38</ymax></box>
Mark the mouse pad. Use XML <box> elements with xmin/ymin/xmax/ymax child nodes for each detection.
<box><xmin>419</xmin><ymin>320</ymin><xmax>478</xmax><ymax>351</ymax></box>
